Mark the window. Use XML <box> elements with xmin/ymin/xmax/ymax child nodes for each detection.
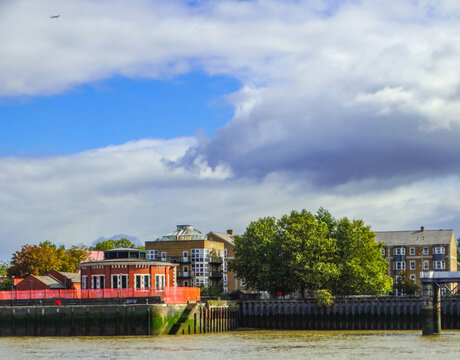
<box><xmin>135</xmin><ymin>274</ymin><xmax>150</xmax><ymax>290</ymax></box>
<box><xmin>91</xmin><ymin>275</ymin><xmax>105</xmax><ymax>289</ymax></box>
<box><xmin>410</xmin><ymin>248</ymin><xmax>415</xmax><ymax>255</ymax></box>
<box><xmin>184</xmin><ymin>280</ymin><xmax>189</xmax><ymax>287</ymax></box>
<box><xmin>183</xmin><ymin>266</ymin><xmax>188</xmax><ymax>272</ymax></box>
<box><xmin>394</xmin><ymin>261</ymin><xmax>406</xmax><ymax>270</ymax></box>
<box><xmin>423</xmin><ymin>247</ymin><xmax>429</xmax><ymax>255</ymax></box>
<box><xmin>434</xmin><ymin>261</ymin><xmax>445</xmax><ymax>270</ymax></box>
<box><xmin>183</xmin><ymin>251</ymin><xmax>188</xmax><ymax>259</ymax></box>
<box><xmin>410</xmin><ymin>274</ymin><xmax>416</xmax><ymax>282</ymax></box>
<box><xmin>82</xmin><ymin>276</ymin><xmax>87</xmax><ymax>290</ymax></box>
<box><xmin>223</xmin><ymin>261</ymin><xmax>228</xmax><ymax>272</ymax></box>
<box><xmin>381</xmin><ymin>248</ymin><xmax>385</xmax><ymax>257</ymax></box>
<box><xmin>223</xmin><ymin>248</ymin><xmax>228</xmax><ymax>259</ymax></box>
<box><xmin>148</xmin><ymin>250</ymin><xmax>159</xmax><ymax>260</ymax></box>
<box><xmin>155</xmin><ymin>274</ymin><xmax>165</xmax><ymax>290</ymax></box>
<box><xmin>423</xmin><ymin>261</ymin><xmax>429</xmax><ymax>270</ymax></box>
<box><xmin>410</xmin><ymin>261</ymin><xmax>416</xmax><ymax>270</ymax></box>
<box><xmin>393</xmin><ymin>247</ymin><xmax>405</xmax><ymax>255</ymax></box>
<box><xmin>433</xmin><ymin>246</ymin><xmax>445</xmax><ymax>254</ymax></box>
<box><xmin>223</xmin><ymin>274</ymin><xmax>228</xmax><ymax>286</ymax></box>
<box><xmin>111</xmin><ymin>274</ymin><xmax>128</xmax><ymax>289</ymax></box>
<box><xmin>161</xmin><ymin>251</ymin><xmax>167</xmax><ymax>262</ymax></box>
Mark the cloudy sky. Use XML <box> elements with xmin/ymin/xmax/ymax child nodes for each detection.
<box><xmin>1</xmin><ymin>0</ymin><xmax>460</xmax><ymax>260</ymax></box>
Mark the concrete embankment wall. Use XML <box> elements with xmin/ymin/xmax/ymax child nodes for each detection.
<box><xmin>239</xmin><ymin>297</ymin><xmax>460</xmax><ymax>330</ymax></box>
<box><xmin>0</xmin><ymin>303</ymin><xmax>239</xmax><ymax>337</ymax></box>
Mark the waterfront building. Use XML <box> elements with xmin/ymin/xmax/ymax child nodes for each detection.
<box><xmin>206</xmin><ymin>230</ymin><xmax>247</xmax><ymax>294</ymax></box>
<box><xmin>14</xmin><ymin>270</ymin><xmax>81</xmax><ymax>291</ymax></box>
<box><xmin>79</xmin><ymin>248</ymin><xmax>177</xmax><ymax>290</ymax></box>
<box><xmin>145</xmin><ymin>225</ymin><xmax>225</xmax><ymax>290</ymax></box>
<box><xmin>375</xmin><ymin>227</ymin><xmax>458</xmax><ymax>295</ymax></box>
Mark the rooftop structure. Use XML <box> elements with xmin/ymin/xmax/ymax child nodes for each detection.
<box><xmin>161</xmin><ymin>225</ymin><xmax>207</xmax><ymax>241</ymax></box>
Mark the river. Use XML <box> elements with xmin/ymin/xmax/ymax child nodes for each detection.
<box><xmin>1</xmin><ymin>330</ymin><xmax>459</xmax><ymax>359</ymax></box>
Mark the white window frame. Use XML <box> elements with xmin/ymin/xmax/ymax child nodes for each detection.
<box><xmin>410</xmin><ymin>247</ymin><xmax>415</xmax><ymax>255</ymax></box>
<box><xmin>148</xmin><ymin>250</ymin><xmax>159</xmax><ymax>260</ymax></box>
<box><xmin>135</xmin><ymin>274</ymin><xmax>150</xmax><ymax>290</ymax></box>
<box><xmin>423</xmin><ymin>260</ymin><xmax>429</xmax><ymax>270</ymax></box>
<box><xmin>161</xmin><ymin>251</ymin><xmax>167</xmax><ymax>262</ymax></box>
<box><xmin>410</xmin><ymin>261</ymin><xmax>416</xmax><ymax>270</ymax></box>
<box><xmin>381</xmin><ymin>248</ymin><xmax>385</xmax><ymax>256</ymax></box>
<box><xmin>394</xmin><ymin>261</ymin><xmax>406</xmax><ymax>270</ymax></box>
<box><xmin>155</xmin><ymin>274</ymin><xmax>165</xmax><ymax>290</ymax></box>
<box><xmin>224</xmin><ymin>248</ymin><xmax>228</xmax><ymax>259</ymax></box>
<box><xmin>82</xmin><ymin>275</ymin><xmax>88</xmax><ymax>290</ymax></box>
<box><xmin>434</xmin><ymin>260</ymin><xmax>445</xmax><ymax>270</ymax></box>
<box><xmin>410</xmin><ymin>274</ymin><xmax>416</xmax><ymax>282</ymax></box>
<box><xmin>91</xmin><ymin>275</ymin><xmax>105</xmax><ymax>289</ymax></box>
<box><xmin>423</xmin><ymin>247</ymin><xmax>429</xmax><ymax>255</ymax></box>
<box><xmin>433</xmin><ymin>246</ymin><xmax>445</xmax><ymax>254</ymax></box>
<box><xmin>393</xmin><ymin>247</ymin><xmax>406</xmax><ymax>255</ymax></box>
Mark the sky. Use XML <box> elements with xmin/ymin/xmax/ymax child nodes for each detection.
<box><xmin>2</xmin><ymin>0</ymin><xmax>460</xmax><ymax>260</ymax></box>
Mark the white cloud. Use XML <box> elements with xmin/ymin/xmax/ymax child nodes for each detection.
<box><xmin>2</xmin><ymin>1</ymin><xmax>460</xmax><ymax>258</ymax></box>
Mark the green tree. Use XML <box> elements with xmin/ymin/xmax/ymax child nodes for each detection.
<box><xmin>90</xmin><ymin>238</ymin><xmax>138</xmax><ymax>251</ymax></box>
<box><xmin>230</xmin><ymin>217</ymin><xmax>295</xmax><ymax>296</ymax></box>
<box><xmin>396</xmin><ymin>271</ymin><xmax>419</xmax><ymax>296</ymax></box>
<box><xmin>279</xmin><ymin>210</ymin><xmax>339</xmax><ymax>296</ymax></box>
<box><xmin>333</xmin><ymin>218</ymin><xmax>393</xmax><ymax>295</ymax></box>
<box><xmin>230</xmin><ymin>208</ymin><xmax>393</xmax><ymax>297</ymax></box>
<box><xmin>6</xmin><ymin>242</ymin><xmax>88</xmax><ymax>278</ymax></box>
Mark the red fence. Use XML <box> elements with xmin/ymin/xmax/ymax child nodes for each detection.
<box><xmin>0</xmin><ymin>287</ymin><xmax>200</xmax><ymax>304</ymax></box>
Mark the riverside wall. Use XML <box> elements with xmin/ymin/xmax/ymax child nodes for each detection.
<box><xmin>239</xmin><ymin>297</ymin><xmax>460</xmax><ymax>330</ymax></box>
<box><xmin>0</xmin><ymin>303</ymin><xmax>239</xmax><ymax>337</ymax></box>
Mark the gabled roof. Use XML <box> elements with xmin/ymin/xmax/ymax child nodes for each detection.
<box><xmin>375</xmin><ymin>229</ymin><xmax>454</xmax><ymax>247</ymax></box>
<box><xmin>55</xmin><ymin>271</ymin><xmax>81</xmax><ymax>283</ymax></box>
<box><xmin>32</xmin><ymin>275</ymin><xmax>65</xmax><ymax>289</ymax></box>
<box><xmin>207</xmin><ymin>231</ymin><xmax>235</xmax><ymax>246</ymax></box>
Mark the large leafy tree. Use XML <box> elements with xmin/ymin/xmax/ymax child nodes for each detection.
<box><xmin>279</xmin><ymin>210</ymin><xmax>339</xmax><ymax>295</ymax></box>
<box><xmin>332</xmin><ymin>217</ymin><xmax>393</xmax><ymax>295</ymax></box>
<box><xmin>230</xmin><ymin>217</ymin><xmax>295</xmax><ymax>296</ymax></box>
<box><xmin>7</xmin><ymin>242</ymin><xmax>89</xmax><ymax>278</ymax></box>
<box><xmin>90</xmin><ymin>238</ymin><xmax>139</xmax><ymax>251</ymax></box>
<box><xmin>230</xmin><ymin>208</ymin><xmax>392</xmax><ymax>296</ymax></box>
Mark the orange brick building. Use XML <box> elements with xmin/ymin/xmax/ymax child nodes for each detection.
<box><xmin>79</xmin><ymin>248</ymin><xmax>177</xmax><ymax>290</ymax></box>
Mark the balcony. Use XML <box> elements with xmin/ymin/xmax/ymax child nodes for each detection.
<box><xmin>209</xmin><ymin>271</ymin><xmax>223</xmax><ymax>279</ymax></box>
<box><xmin>209</xmin><ymin>256</ymin><xmax>223</xmax><ymax>265</ymax></box>
<box><xmin>177</xmin><ymin>271</ymin><xmax>190</xmax><ymax>278</ymax></box>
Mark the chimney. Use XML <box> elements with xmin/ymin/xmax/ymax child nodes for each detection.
<box><xmin>227</xmin><ymin>229</ymin><xmax>234</xmax><ymax>235</ymax></box>
<box><xmin>421</xmin><ymin>226</ymin><xmax>424</xmax><ymax>232</ymax></box>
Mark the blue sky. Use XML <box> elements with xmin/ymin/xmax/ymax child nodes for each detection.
<box><xmin>0</xmin><ymin>73</ymin><xmax>239</xmax><ymax>156</ymax></box>
<box><xmin>1</xmin><ymin>0</ymin><xmax>460</xmax><ymax>260</ymax></box>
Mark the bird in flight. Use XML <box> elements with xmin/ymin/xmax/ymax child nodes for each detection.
<box><xmin>50</xmin><ymin>15</ymin><xmax>61</xmax><ymax>19</ymax></box>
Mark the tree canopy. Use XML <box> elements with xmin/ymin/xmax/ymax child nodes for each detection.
<box><xmin>90</xmin><ymin>238</ymin><xmax>142</xmax><ymax>251</ymax></box>
<box><xmin>230</xmin><ymin>208</ymin><xmax>392</xmax><ymax>296</ymax></box>
<box><xmin>7</xmin><ymin>242</ymin><xmax>89</xmax><ymax>278</ymax></box>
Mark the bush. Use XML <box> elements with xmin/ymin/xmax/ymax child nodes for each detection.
<box><xmin>315</xmin><ymin>289</ymin><xmax>335</xmax><ymax>307</ymax></box>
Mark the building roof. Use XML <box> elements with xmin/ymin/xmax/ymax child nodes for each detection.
<box><xmin>161</xmin><ymin>225</ymin><xmax>207</xmax><ymax>241</ymax></box>
<box><xmin>55</xmin><ymin>271</ymin><xmax>81</xmax><ymax>283</ymax></box>
<box><xmin>32</xmin><ymin>275</ymin><xmax>65</xmax><ymax>289</ymax></box>
<box><xmin>207</xmin><ymin>231</ymin><xmax>235</xmax><ymax>246</ymax></box>
<box><xmin>375</xmin><ymin>229</ymin><xmax>454</xmax><ymax>246</ymax></box>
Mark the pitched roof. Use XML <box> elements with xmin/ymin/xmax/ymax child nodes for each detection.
<box><xmin>207</xmin><ymin>231</ymin><xmax>235</xmax><ymax>245</ymax></box>
<box><xmin>32</xmin><ymin>275</ymin><xmax>65</xmax><ymax>289</ymax></box>
<box><xmin>375</xmin><ymin>229</ymin><xmax>454</xmax><ymax>247</ymax></box>
<box><xmin>55</xmin><ymin>271</ymin><xmax>81</xmax><ymax>283</ymax></box>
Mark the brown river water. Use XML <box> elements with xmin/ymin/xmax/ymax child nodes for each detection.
<box><xmin>0</xmin><ymin>330</ymin><xmax>459</xmax><ymax>360</ymax></box>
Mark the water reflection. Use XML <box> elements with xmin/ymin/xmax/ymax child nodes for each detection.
<box><xmin>1</xmin><ymin>330</ymin><xmax>459</xmax><ymax>360</ymax></box>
